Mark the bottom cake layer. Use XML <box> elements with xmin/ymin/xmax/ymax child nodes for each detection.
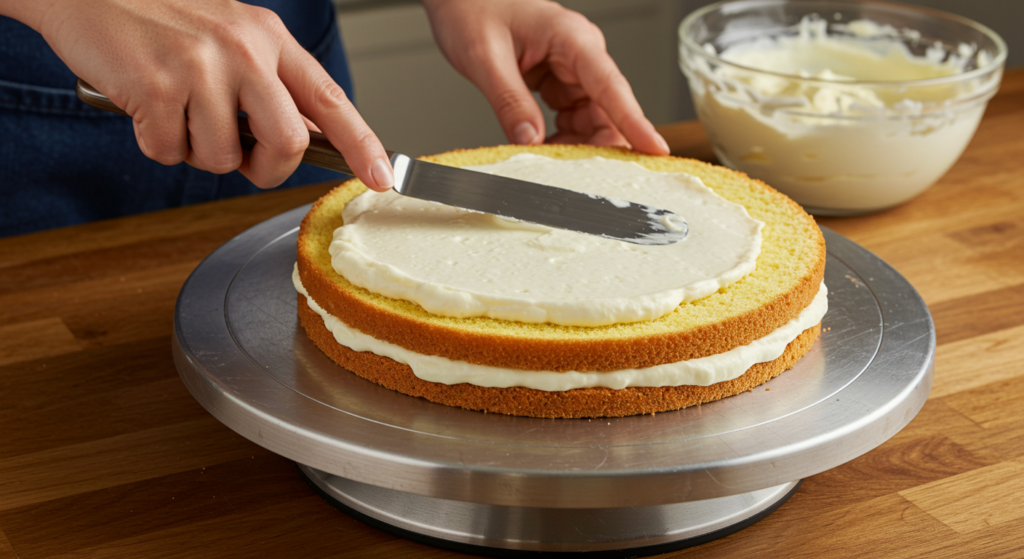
<box><xmin>298</xmin><ymin>295</ymin><xmax>822</xmax><ymax>419</ymax></box>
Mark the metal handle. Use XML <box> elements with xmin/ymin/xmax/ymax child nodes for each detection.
<box><xmin>75</xmin><ymin>79</ymin><xmax>388</xmax><ymax>176</ymax></box>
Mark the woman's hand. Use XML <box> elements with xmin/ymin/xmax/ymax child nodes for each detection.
<box><xmin>6</xmin><ymin>0</ymin><xmax>394</xmax><ymax>191</ymax></box>
<box><xmin>422</xmin><ymin>0</ymin><xmax>669</xmax><ymax>154</ymax></box>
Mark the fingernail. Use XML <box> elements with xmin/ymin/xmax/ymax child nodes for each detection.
<box><xmin>370</xmin><ymin>158</ymin><xmax>394</xmax><ymax>190</ymax></box>
<box><xmin>657</xmin><ymin>134</ymin><xmax>670</xmax><ymax>154</ymax></box>
<box><xmin>513</xmin><ymin>122</ymin><xmax>539</xmax><ymax>145</ymax></box>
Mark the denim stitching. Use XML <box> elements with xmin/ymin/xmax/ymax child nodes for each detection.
<box><xmin>0</xmin><ymin>101</ymin><xmax>120</xmax><ymax>117</ymax></box>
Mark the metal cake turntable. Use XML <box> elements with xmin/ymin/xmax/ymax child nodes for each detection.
<box><xmin>173</xmin><ymin>205</ymin><xmax>934</xmax><ymax>557</ymax></box>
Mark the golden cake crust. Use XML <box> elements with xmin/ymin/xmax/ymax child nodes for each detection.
<box><xmin>297</xmin><ymin>145</ymin><xmax>825</xmax><ymax>372</ymax></box>
<box><xmin>298</xmin><ymin>294</ymin><xmax>821</xmax><ymax>419</ymax></box>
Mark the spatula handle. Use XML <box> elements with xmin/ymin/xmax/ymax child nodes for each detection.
<box><xmin>75</xmin><ymin>79</ymin><xmax>387</xmax><ymax>177</ymax></box>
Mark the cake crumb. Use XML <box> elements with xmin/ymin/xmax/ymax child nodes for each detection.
<box><xmin>765</xmin><ymin>388</ymin><xmax>771</xmax><ymax>391</ymax></box>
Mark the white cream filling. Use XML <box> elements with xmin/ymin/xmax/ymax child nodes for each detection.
<box><xmin>294</xmin><ymin>266</ymin><xmax>827</xmax><ymax>391</ymax></box>
<box><xmin>329</xmin><ymin>154</ymin><xmax>764</xmax><ymax>327</ymax></box>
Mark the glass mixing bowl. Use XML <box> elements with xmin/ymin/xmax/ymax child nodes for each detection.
<box><xmin>679</xmin><ymin>0</ymin><xmax>1007</xmax><ymax>215</ymax></box>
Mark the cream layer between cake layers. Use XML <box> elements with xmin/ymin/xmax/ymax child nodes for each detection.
<box><xmin>293</xmin><ymin>268</ymin><xmax>827</xmax><ymax>391</ymax></box>
<box><xmin>328</xmin><ymin>154</ymin><xmax>765</xmax><ymax>327</ymax></box>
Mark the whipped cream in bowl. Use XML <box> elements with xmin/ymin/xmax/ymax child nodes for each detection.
<box><xmin>679</xmin><ymin>0</ymin><xmax>1006</xmax><ymax>215</ymax></box>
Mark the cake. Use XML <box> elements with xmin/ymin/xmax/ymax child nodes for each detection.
<box><xmin>295</xmin><ymin>145</ymin><xmax>827</xmax><ymax>418</ymax></box>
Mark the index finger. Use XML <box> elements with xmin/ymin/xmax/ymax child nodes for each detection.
<box><xmin>570</xmin><ymin>45</ymin><xmax>669</xmax><ymax>155</ymax></box>
<box><xmin>278</xmin><ymin>42</ymin><xmax>393</xmax><ymax>191</ymax></box>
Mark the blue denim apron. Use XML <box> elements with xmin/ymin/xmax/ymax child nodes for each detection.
<box><xmin>0</xmin><ymin>0</ymin><xmax>353</xmax><ymax>237</ymax></box>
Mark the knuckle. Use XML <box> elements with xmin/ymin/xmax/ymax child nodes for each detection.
<box><xmin>161</xmin><ymin>153</ymin><xmax>185</xmax><ymax>166</ymax></box>
<box><xmin>249</xmin><ymin>164</ymin><xmax>290</xmax><ymax>189</ymax></box>
<box><xmin>596</xmin><ymin>67</ymin><xmax>631</xmax><ymax>100</ymax></box>
<box><xmin>338</xmin><ymin>129</ymin><xmax>381</xmax><ymax>169</ymax></box>
<box><xmin>151</xmin><ymin>152</ymin><xmax>184</xmax><ymax>166</ymax></box>
<box><xmin>353</xmin><ymin>130</ymin><xmax>378</xmax><ymax>152</ymax></box>
<box><xmin>200</xmin><ymin>152</ymin><xmax>242</xmax><ymax>175</ymax></box>
<box><xmin>246</xmin><ymin>172</ymin><xmax>277</xmax><ymax>190</ymax></box>
<box><xmin>251</xmin><ymin>6</ymin><xmax>288</xmax><ymax>37</ymax></box>
<box><xmin>490</xmin><ymin>87</ymin><xmax>531</xmax><ymax>117</ymax></box>
<box><xmin>138</xmin><ymin>76</ymin><xmax>178</xmax><ymax>107</ymax></box>
<box><xmin>246</xmin><ymin>120</ymin><xmax>308</xmax><ymax>171</ymax></box>
<box><xmin>141</xmin><ymin>139</ymin><xmax>185</xmax><ymax>166</ymax></box>
<box><xmin>272</xmin><ymin>126</ymin><xmax>310</xmax><ymax>160</ymax></box>
<box><xmin>213</xmin><ymin>20</ymin><xmax>264</xmax><ymax>69</ymax></box>
<box><xmin>463</xmin><ymin>38</ymin><xmax>500</xmax><ymax>71</ymax></box>
<box><xmin>135</xmin><ymin>119</ymin><xmax>186</xmax><ymax>166</ymax></box>
<box><xmin>559</xmin><ymin>9</ymin><xmax>591</xmax><ymax>28</ymax></box>
<box><xmin>560</xmin><ymin>11</ymin><xmax>605</xmax><ymax>49</ymax></box>
<box><xmin>310</xmin><ymin>78</ymin><xmax>352</xmax><ymax>114</ymax></box>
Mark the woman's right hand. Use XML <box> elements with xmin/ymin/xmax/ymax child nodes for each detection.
<box><xmin>3</xmin><ymin>0</ymin><xmax>394</xmax><ymax>191</ymax></box>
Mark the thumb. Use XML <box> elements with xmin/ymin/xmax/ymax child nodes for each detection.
<box><xmin>473</xmin><ymin>52</ymin><xmax>546</xmax><ymax>146</ymax></box>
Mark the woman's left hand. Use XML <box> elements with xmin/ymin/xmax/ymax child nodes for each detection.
<box><xmin>422</xmin><ymin>0</ymin><xmax>670</xmax><ymax>154</ymax></box>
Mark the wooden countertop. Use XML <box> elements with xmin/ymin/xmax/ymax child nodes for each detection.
<box><xmin>2</xmin><ymin>68</ymin><xmax>1022</xmax><ymax>558</ymax></box>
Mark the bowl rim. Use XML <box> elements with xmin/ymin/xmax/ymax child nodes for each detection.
<box><xmin>678</xmin><ymin>0</ymin><xmax>1008</xmax><ymax>88</ymax></box>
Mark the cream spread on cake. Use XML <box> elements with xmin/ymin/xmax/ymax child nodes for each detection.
<box><xmin>294</xmin><ymin>267</ymin><xmax>827</xmax><ymax>390</ymax></box>
<box><xmin>329</xmin><ymin>154</ymin><xmax>764</xmax><ymax>327</ymax></box>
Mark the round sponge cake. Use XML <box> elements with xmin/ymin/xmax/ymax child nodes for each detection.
<box><xmin>296</xmin><ymin>145</ymin><xmax>826</xmax><ymax>418</ymax></box>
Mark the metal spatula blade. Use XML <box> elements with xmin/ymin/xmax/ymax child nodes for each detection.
<box><xmin>391</xmin><ymin>154</ymin><xmax>687</xmax><ymax>245</ymax></box>
<box><xmin>76</xmin><ymin>79</ymin><xmax>686</xmax><ymax>245</ymax></box>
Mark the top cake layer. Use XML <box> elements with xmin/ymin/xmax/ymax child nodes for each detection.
<box><xmin>297</xmin><ymin>145</ymin><xmax>826</xmax><ymax>373</ymax></box>
<box><xmin>329</xmin><ymin>153</ymin><xmax>764</xmax><ymax>327</ymax></box>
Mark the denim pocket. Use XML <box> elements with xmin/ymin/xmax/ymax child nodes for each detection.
<box><xmin>0</xmin><ymin>78</ymin><xmax>116</xmax><ymax>117</ymax></box>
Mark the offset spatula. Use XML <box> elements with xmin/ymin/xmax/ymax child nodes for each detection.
<box><xmin>76</xmin><ymin>79</ymin><xmax>686</xmax><ymax>245</ymax></box>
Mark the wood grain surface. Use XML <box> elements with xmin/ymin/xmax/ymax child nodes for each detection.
<box><xmin>2</xmin><ymin>68</ymin><xmax>1022</xmax><ymax>558</ymax></box>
